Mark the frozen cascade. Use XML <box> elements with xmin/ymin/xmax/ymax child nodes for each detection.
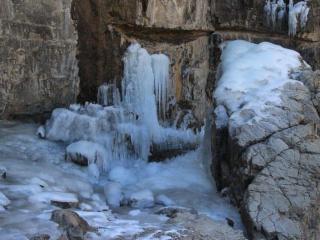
<box><xmin>45</xmin><ymin>43</ymin><xmax>201</xmax><ymax>167</ymax></box>
<box><xmin>264</xmin><ymin>0</ymin><xmax>310</xmax><ymax>36</ymax></box>
<box><xmin>97</xmin><ymin>84</ymin><xmax>121</xmax><ymax>106</ymax></box>
<box><xmin>151</xmin><ymin>54</ymin><xmax>172</xmax><ymax>121</ymax></box>
<box><xmin>0</xmin><ymin>41</ymin><xmax>246</xmax><ymax>239</ymax></box>
<box><xmin>122</xmin><ymin>43</ymin><xmax>159</xmax><ymax>136</ymax></box>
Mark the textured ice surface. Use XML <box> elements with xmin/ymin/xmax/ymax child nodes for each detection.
<box><xmin>215</xmin><ymin>40</ymin><xmax>307</xmax><ymax>133</ymax></box>
<box><xmin>0</xmin><ymin>43</ymin><xmax>245</xmax><ymax>239</ymax></box>
<box><xmin>0</xmin><ymin>120</ymin><xmax>242</xmax><ymax>239</ymax></box>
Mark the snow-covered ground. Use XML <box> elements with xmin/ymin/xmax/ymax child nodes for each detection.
<box><xmin>0</xmin><ymin>42</ymin><xmax>247</xmax><ymax>239</ymax></box>
<box><xmin>0</xmin><ymin>120</ymin><xmax>242</xmax><ymax>239</ymax></box>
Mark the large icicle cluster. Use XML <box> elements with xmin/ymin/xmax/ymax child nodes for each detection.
<box><xmin>264</xmin><ymin>0</ymin><xmax>310</xmax><ymax>36</ymax></box>
<box><xmin>40</xmin><ymin>43</ymin><xmax>202</xmax><ymax>208</ymax></box>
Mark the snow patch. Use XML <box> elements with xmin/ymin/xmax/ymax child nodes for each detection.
<box><xmin>215</xmin><ymin>40</ymin><xmax>307</xmax><ymax>133</ymax></box>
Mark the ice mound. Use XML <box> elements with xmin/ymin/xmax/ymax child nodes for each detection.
<box><xmin>66</xmin><ymin>141</ymin><xmax>107</xmax><ymax>168</ymax></box>
<box><xmin>0</xmin><ymin>191</ymin><xmax>10</xmax><ymax>210</ymax></box>
<box><xmin>35</xmin><ymin>43</ymin><xmax>243</xmax><ymax>229</ymax></box>
<box><xmin>214</xmin><ymin>40</ymin><xmax>308</xmax><ymax>134</ymax></box>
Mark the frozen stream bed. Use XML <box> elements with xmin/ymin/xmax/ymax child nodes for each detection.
<box><xmin>0</xmin><ymin>121</ymin><xmax>244</xmax><ymax>240</ymax></box>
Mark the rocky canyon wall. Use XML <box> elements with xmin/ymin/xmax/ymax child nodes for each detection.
<box><xmin>72</xmin><ymin>0</ymin><xmax>320</xmax><ymax>124</ymax></box>
<box><xmin>2</xmin><ymin>0</ymin><xmax>320</xmax><ymax>122</ymax></box>
<box><xmin>0</xmin><ymin>0</ymin><xmax>78</xmax><ymax>120</ymax></box>
<box><xmin>71</xmin><ymin>0</ymin><xmax>217</xmax><ymax>124</ymax></box>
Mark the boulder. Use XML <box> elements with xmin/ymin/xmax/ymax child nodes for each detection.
<box><xmin>213</xmin><ymin>42</ymin><xmax>320</xmax><ymax>239</ymax></box>
<box><xmin>51</xmin><ymin>210</ymin><xmax>93</xmax><ymax>240</ymax></box>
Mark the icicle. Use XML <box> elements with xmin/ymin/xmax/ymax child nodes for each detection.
<box><xmin>151</xmin><ymin>54</ymin><xmax>171</xmax><ymax>121</ymax></box>
<box><xmin>264</xmin><ymin>0</ymin><xmax>272</xmax><ymax>27</ymax></box>
<box><xmin>271</xmin><ymin>0</ymin><xmax>278</xmax><ymax>29</ymax></box>
<box><xmin>300</xmin><ymin>1</ymin><xmax>310</xmax><ymax>29</ymax></box>
<box><xmin>122</xmin><ymin>43</ymin><xmax>159</xmax><ymax>135</ymax></box>
<box><xmin>288</xmin><ymin>0</ymin><xmax>310</xmax><ymax>37</ymax></box>
<box><xmin>277</xmin><ymin>0</ymin><xmax>286</xmax><ymax>29</ymax></box>
<box><xmin>97</xmin><ymin>84</ymin><xmax>121</xmax><ymax>106</ymax></box>
<box><xmin>288</xmin><ymin>0</ymin><xmax>298</xmax><ymax>36</ymax></box>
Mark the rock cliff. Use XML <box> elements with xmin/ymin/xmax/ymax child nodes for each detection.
<box><xmin>0</xmin><ymin>0</ymin><xmax>78</xmax><ymax>120</ymax></box>
<box><xmin>213</xmin><ymin>41</ymin><xmax>320</xmax><ymax>240</ymax></box>
<box><xmin>72</xmin><ymin>0</ymin><xmax>320</xmax><ymax>123</ymax></box>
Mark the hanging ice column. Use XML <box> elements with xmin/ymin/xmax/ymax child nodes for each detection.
<box><xmin>151</xmin><ymin>54</ymin><xmax>172</xmax><ymax>121</ymax></box>
<box><xmin>264</xmin><ymin>0</ymin><xmax>286</xmax><ymax>30</ymax></box>
<box><xmin>122</xmin><ymin>43</ymin><xmax>160</xmax><ymax>135</ymax></box>
<box><xmin>122</xmin><ymin>43</ymin><xmax>172</xmax><ymax>133</ymax></box>
<box><xmin>264</xmin><ymin>0</ymin><xmax>310</xmax><ymax>36</ymax></box>
<box><xmin>289</xmin><ymin>0</ymin><xmax>310</xmax><ymax>37</ymax></box>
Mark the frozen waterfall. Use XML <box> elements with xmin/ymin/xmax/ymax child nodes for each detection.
<box><xmin>264</xmin><ymin>0</ymin><xmax>310</xmax><ymax>36</ymax></box>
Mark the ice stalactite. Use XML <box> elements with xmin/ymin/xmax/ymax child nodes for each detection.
<box><xmin>264</xmin><ymin>0</ymin><xmax>310</xmax><ymax>36</ymax></box>
<box><xmin>44</xmin><ymin>43</ymin><xmax>200</xmax><ymax>170</ymax></box>
<box><xmin>288</xmin><ymin>0</ymin><xmax>298</xmax><ymax>36</ymax></box>
<box><xmin>122</xmin><ymin>43</ymin><xmax>160</xmax><ymax>136</ymax></box>
<box><xmin>97</xmin><ymin>84</ymin><xmax>121</xmax><ymax>106</ymax></box>
<box><xmin>151</xmin><ymin>54</ymin><xmax>171</xmax><ymax>121</ymax></box>
<box><xmin>288</xmin><ymin>0</ymin><xmax>310</xmax><ymax>36</ymax></box>
<box><xmin>271</xmin><ymin>0</ymin><xmax>278</xmax><ymax>29</ymax></box>
<box><xmin>264</xmin><ymin>0</ymin><xmax>272</xmax><ymax>27</ymax></box>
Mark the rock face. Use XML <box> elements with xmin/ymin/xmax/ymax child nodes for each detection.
<box><xmin>2</xmin><ymin>0</ymin><xmax>320</xmax><ymax>122</ymax></box>
<box><xmin>0</xmin><ymin>0</ymin><xmax>79</xmax><ymax>119</ymax></box>
<box><xmin>71</xmin><ymin>0</ymin><xmax>320</xmax><ymax>124</ymax></box>
<box><xmin>71</xmin><ymin>0</ymin><xmax>215</xmax><ymax>123</ymax></box>
<box><xmin>213</xmin><ymin>41</ymin><xmax>320</xmax><ymax>239</ymax></box>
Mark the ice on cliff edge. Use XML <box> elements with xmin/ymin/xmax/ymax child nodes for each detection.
<box><xmin>214</xmin><ymin>40</ymin><xmax>310</xmax><ymax>135</ymax></box>
<box><xmin>37</xmin><ymin>42</ymin><xmax>244</xmax><ymax>227</ymax></box>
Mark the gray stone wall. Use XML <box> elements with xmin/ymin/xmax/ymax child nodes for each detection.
<box><xmin>0</xmin><ymin>0</ymin><xmax>78</xmax><ymax>119</ymax></box>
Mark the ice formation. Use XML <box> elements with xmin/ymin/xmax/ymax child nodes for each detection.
<box><xmin>264</xmin><ymin>0</ymin><xmax>310</xmax><ymax>36</ymax></box>
<box><xmin>151</xmin><ymin>54</ymin><xmax>172</xmax><ymax>120</ymax></box>
<box><xmin>97</xmin><ymin>84</ymin><xmax>121</xmax><ymax>106</ymax></box>
<box><xmin>214</xmin><ymin>40</ymin><xmax>307</xmax><ymax>133</ymax></box>
<box><xmin>42</xmin><ymin>43</ymin><xmax>209</xmax><ymax>210</ymax></box>
<box><xmin>288</xmin><ymin>0</ymin><xmax>310</xmax><ymax>36</ymax></box>
<box><xmin>264</xmin><ymin>0</ymin><xmax>287</xmax><ymax>29</ymax></box>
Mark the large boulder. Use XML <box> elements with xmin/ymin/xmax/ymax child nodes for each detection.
<box><xmin>213</xmin><ymin>41</ymin><xmax>320</xmax><ymax>239</ymax></box>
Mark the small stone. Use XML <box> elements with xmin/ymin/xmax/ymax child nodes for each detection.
<box><xmin>51</xmin><ymin>210</ymin><xmax>93</xmax><ymax>240</ymax></box>
<box><xmin>29</xmin><ymin>233</ymin><xmax>50</xmax><ymax>240</ymax></box>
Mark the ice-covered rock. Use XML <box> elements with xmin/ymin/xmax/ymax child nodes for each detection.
<box><xmin>66</xmin><ymin>141</ymin><xmax>107</xmax><ymax>168</ymax></box>
<box><xmin>264</xmin><ymin>0</ymin><xmax>310</xmax><ymax>36</ymax></box>
<box><xmin>0</xmin><ymin>191</ymin><xmax>10</xmax><ymax>207</ymax></box>
<box><xmin>213</xmin><ymin>40</ymin><xmax>320</xmax><ymax>239</ymax></box>
<box><xmin>29</xmin><ymin>192</ymin><xmax>79</xmax><ymax>208</ymax></box>
<box><xmin>155</xmin><ymin>194</ymin><xmax>175</xmax><ymax>206</ymax></box>
<box><xmin>129</xmin><ymin>190</ymin><xmax>154</xmax><ymax>209</ymax></box>
<box><xmin>0</xmin><ymin>166</ymin><xmax>7</xmax><ymax>179</ymax></box>
<box><xmin>36</xmin><ymin>126</ymin><xmax>46</xmax><ymax>139</ymax></box>
<box><xmin>51</xmin><ymin>210</ymin><xmax>92</xmax><ymax>239</ymax></box>
<box><xmin>104</xmin><ymin>182</ymin><xmax>123</xmax><ymax>208</ymax></box>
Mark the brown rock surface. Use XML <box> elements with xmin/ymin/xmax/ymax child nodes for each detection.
<box><xmin>0</xmin><ymin>0</ymin><xmax>79</xmax><ymax>119</ymax></box>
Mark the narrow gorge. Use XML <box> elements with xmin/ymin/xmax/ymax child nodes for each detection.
<box><xmin>0</xmin><ymin>1</ymin><xmax>320</xmax><ymax>240</ymax></box>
